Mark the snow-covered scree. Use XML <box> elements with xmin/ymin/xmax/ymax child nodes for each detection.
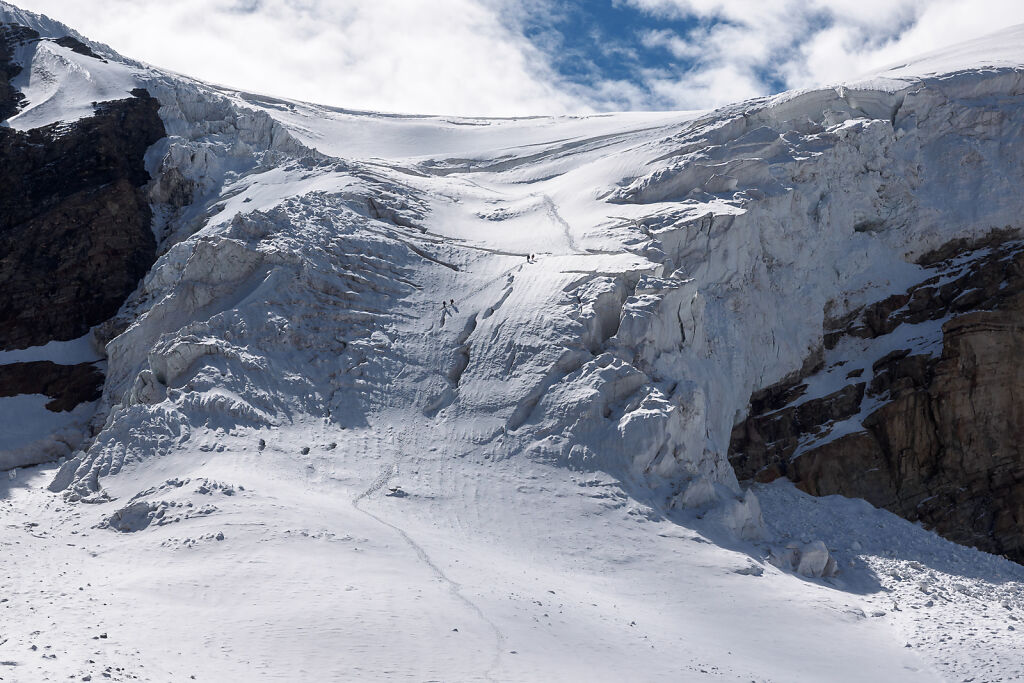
<box><xmin>3</xmin><ymin>3</ymin><xmax>1024</xmax><ymax>680</ymax></box>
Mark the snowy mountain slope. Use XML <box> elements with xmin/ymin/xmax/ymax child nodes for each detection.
<box><xmin>871</xmin><ymin>22</ymin><xmax>1024</xmax><ymax>81</ymax></box>
<box><xmin>2</xmin><ymin>2</ymin><xmax>1024</xmax><ymax>680</ymax></box>
<box><xmin>0</xmin><ymin>1</ymin><xmax>313</xmax><ymax>471</ymax></box>
<box><xmin>5</xmin><ymin>36</ymin><xmax>139</xmax><ymax>129</ymax></box>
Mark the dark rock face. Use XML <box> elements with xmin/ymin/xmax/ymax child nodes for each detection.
<box><xmin>0</xmin><ymin>23</ymin><xmax>167</xmax><ymax>444</ymax></box>
<box><xmin>730</xmin><ymin>236</ymin><xmax>1024</xmax><ymax>563</ymax></box>
<box><xmin>0</xmin><ymin>88</ymin><xmax>166</xmax><ymax>350</ymax></box>
<box><xmin>0</xmin><ymin>361</ymin><xmax>103</xmax><ymax>412</ymax></box>
<box><xmin>0</xmin><ymin>22</ymin><xmax>39</xmax><ymax>120</ymax></box>
<box><xmin>52</xmin><ymin>35</ymin><xmax>103</xmax><ymax>60</ymax></box>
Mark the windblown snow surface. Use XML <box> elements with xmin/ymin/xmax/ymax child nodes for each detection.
<box><xmin>3</xmin><ymin>4</ymin><xmax>1024</xmax><ymax>681</ymax></box>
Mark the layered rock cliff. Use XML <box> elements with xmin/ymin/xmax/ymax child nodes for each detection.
<box><xmin>0</xmin><ymin>21</ymin><xmax>34</xmax><ymax>119</ymax></box>
<box><xmin>730</xmin><ymin>232</ymin><xmax>1024</xmax><ymax>562</ymax></box>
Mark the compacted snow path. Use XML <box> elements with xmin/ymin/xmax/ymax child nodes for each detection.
<box><xmin>353</xmin><ymin>482</ymin><xmax>507</xmax><ymax>683</ymax></box>
<box><xmin>350</xmin><ymin>429</ymin><xmax>506</xmax><ymax>683</ymax></box>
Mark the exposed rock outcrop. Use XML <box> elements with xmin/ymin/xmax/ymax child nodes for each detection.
<box><xmin>52</xmin><ymin>34</ymin><xmax>102</xmax><ymax>59</ymax></box>
<box><xmin>0</xmin><ymin>361</ymin><xmax>103</xmax><ymax>412</ymax></box>
<box><xmin>0</xmin><ymin>22</ymin><xmax>167</xmax><ymax>470</ymax></box>
<box><xmin>0</xmin><ymin>22</ymin><xmax>37</xmax><ymax>119</ymax></box>
<box><xmin>0</xmin><ymin>87</ymin><xmax>166</xmax><ymax>350</ymax></box>
<box><xmin>730</xmin><ymin>235</ymin><xmax>1024</xmax><ymax>562</ymax></box>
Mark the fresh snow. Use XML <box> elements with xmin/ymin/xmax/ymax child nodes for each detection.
<box><xmin>872</xmin><ymin>23</ymin><xmax>1024</xmax><ymax>81</ymax></box>
<box><xmin>0</xmin><ymin>332</ymin><xmax>101</xmax><ymax>365</ymax></box>
<box><xmin>1</xmin><ymin>2</ymin><xmax>1023</xmax><ymax>680</ymax></box>
<box><xmin>0</xmin><ymin>394</ymin><xmax>96</xmax><ymax>468</ymax></box>
<box><xmin>5</xmin><ymin>39</ymin><xmax>144</xmax><ymax>130</ymax></box>
<box><xmin>0</xmin><ymin>332</ymin><xmax>103</xmax><ymax>470</ymax></box>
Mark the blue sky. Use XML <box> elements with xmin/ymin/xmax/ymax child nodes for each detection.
<box><xmin>521</xmin><ymin>1</ymin><xmax>709</xmax><ymax>83</ymax></box>
<box><xmin>13</xmin><ymin>0</ymin><xmax>1024</xmax><ymax>115</ymax></box>
<box><xmin>515</xmin><ymin>0</ymin><xmax>800</xmax><ymax>107</ymax></box>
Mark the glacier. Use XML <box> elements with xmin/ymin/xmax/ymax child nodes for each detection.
<box><xmin>2</xmin><ymin>3</ymin><xmax>1024</xmax><ymax>681</ymax></box>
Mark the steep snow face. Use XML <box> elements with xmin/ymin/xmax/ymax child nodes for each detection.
<box><xmin>5</xmin><ymin>37</ymin><xmax>140</xmax><ymax>129</ymax></box>
<box><xmin>0</xmin><ymin>2</ymin><xmax>102</xmax><ymax>49</ymax></box>
<box><xmin>588</xmin><ymin>67</ymin><xmax>1024</xmax><ymax>507</ymax></box>
<box><xmin>869</xmin><ymin>23</ymin><xmax>1024</xmax><ymax>81</ymax></box>
<box><xmin>0</xmin><ymin>1</ymin><xmax>140</xmax><ymax>129</ymax></box>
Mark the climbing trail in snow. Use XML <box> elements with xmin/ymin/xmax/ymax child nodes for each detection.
<box><xmin>350</xmin><ymin>434</ymin><xmax>506</xmax><ymax>682</ymax></box>
<box><xmin>540</xmin><ymin>194</ymin><xmax>581</xmax><ymax>254</ymax></box>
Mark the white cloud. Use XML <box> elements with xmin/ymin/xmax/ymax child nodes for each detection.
<box><xmin>641</xmin><ymin>28</ymin><xmax>700</xmax><ymax>60</ymax></box>
<box><xmin>12</xmin><ymin>0</ymin><xmax>580</xmax><ymax>116</ymax></box>
<box><xmin>11</xmin><ymin>0</ymin><xmax>1024</xmax><ymax>115</ymax></box>
<box><xmin>621</xmin><ymin>0</ymin><xmax>1024</xmax><ymax>108</ymax></box>
<box><xmin>788</xmin><ymin>0</ymin><xmax>1024</xmax><ymax>87</ymax></box>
